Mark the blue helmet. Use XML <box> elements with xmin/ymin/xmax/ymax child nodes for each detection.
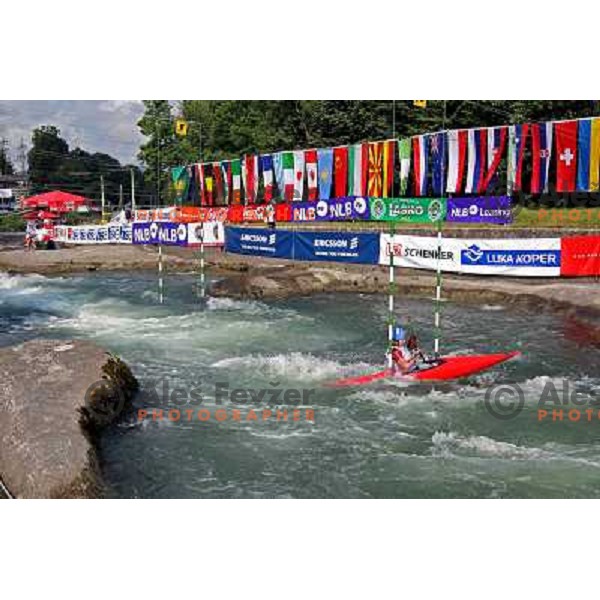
<box><xmin>391</xmin><ymin>325</ymin><xmax>405</xmax><ymax>341</ymax></box>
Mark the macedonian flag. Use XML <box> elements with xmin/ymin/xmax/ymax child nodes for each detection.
<box><xmin>367</xmin><ymin>142</ymin><xmax>383</xmax><ymax>197</ymax></box>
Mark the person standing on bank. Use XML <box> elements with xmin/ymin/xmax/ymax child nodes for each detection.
<box><xmin>265</xmin><ymin>201</ymin><xmax>276</xmax><ymax>230</ymax></box>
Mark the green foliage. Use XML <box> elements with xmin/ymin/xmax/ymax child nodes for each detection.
<box><xmin>0</xmin><ymin>140</ymin><xmax>14</xmax><ymax>175</ymax></box>
<box><xmin>27</xmin><ymin>125</ymin><xmax>146</xmax><ymax>205</ymax></box>
<box><xmin>0</xmin><ymin>213</ymin><xmax>25</xmax><ymax>231</ymax></box>
<box><xmin>138</xmin><ymin>101</ymin><xmax>600</xmax><ymax>171</ymax></box>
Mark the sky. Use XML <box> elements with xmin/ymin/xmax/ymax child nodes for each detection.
<box><xmin>0</xmin><ymin>100</ymin><xmax>146</xmax><ymax>167</ymax></box>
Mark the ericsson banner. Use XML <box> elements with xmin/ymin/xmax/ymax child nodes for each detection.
<box><xmin>225</xmin><ymin>227</ymin><xmax>380</xmax><ymax>264</ymax></box>
<box><xmin>225</xmin><ymin>227</ymin><xmax>294</xmax><ymax>258</ymax></box>
<box><xmin>294</xmin><ymin>231</ymin><xmax>379</xmax><ymax>263</ymax></box>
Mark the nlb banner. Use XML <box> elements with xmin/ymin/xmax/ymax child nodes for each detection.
<box><xmin>132</xmin><ymin>222</ymin><xmax>189</xmax><ymax>246</ymax></box>
<box><xmin>446</xmin><ymin>196</ymin><xmax>513</xmax><ymax>224</ymax></box>
<box><xmin>295</xmin><ymin>231</ymin><xmax>379</xmax><ymax>264</ymax></box>
<box><xmin>290</xmin><ymin>197</ymin><xmax>370</xmax><ymax>222</ymax></box>
<box><xmin>379</xmin><ymin>235</ymin><xmax>561</xmax><ymax>276</ymax></box>
<box><xmin>560</xmin><ymin>235</ymin><xmax>600</xmax><ymax>276</ymax></box>
<box><xmin>187</xmin><ymin>221</ymin><xmax>225</xmax><ymax>246</ymax></box>
<box><xmin>225</xmin><ymin>227</ymin><xmax>294</xmax><ymax>259</ymax></box>
<box><xmin>369</xmin><ymin>197</ymin><xmax>447</xmax><ymax>223</ymax></box>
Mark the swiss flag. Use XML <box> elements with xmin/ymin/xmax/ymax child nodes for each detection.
<box><xmin>555</xmin><ymin>121</ymin><xmax>578</xmax><ymax>192</ymax></box>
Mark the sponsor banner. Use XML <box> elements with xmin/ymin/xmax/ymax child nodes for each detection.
<box><xmin>225</xmin><ymin>226</ymin><xmax>294</xmax><ymax>259</ymax></box>
<box><xmin>295</xmin><ymin>231</ymin><xmax>379</xmax><ymax>264</ymax></box>
<box><xmin>379</xmin><ymin>234</ymin><xmax>462</xmax><ymax>272</ymax></box>
<box><xmin>53</xmin><ymin>225</ymin><xmax>70</xmax><ymax>242</ymax></box>
<box><xmin>187</xmin><ymin>221</ymin><xmax>225</xmax><ymax>246</ymax></box>
<box><xmin>119</xmin><ymin>224</ymin><xmax>132</xmax><ymax>244</ymax></box>
<box><xmin>275</xmin><ymin>204</ymin><xmax>292</xmax><ymax>222</ymax></box>
<box><xmin>290</xmin><ymin>197</ymin><xmax>370</xmax><ymax>222</ymax></box>
<box><xmin>446</xmin><ymin>196</ymin><xmax>513</xmax><ymax>224</ymax></box>
<box><xmin>379</xmin><ymin>235</ymin><xmax>561</xmax><ymax>276</ymax></box>
<box><xmin>134</xmin><ymin>207</ymin><xmax>174</xmax><ymax>222</ymax></box>
<box><xmin>460</xmin><ymin>238</ymin><xmax>561</xmax><ymax>276</ymax></box>
<box><xmin>108</xmin><ymin>225</ymin><xmax>121</xmax><ymax>243</ymax></box>
<box><xmin>197</xmin><ymin>207</ymin><xmax>229</xmax><ymax>222</ymax></box>
<box><xmin>369</xmin><ymin>197</ymin><xmax>447</xmax><ymax>223</ymax></box>
<box><xmin>561</xmin><ymin>235</ymin><xmax>600</xmax><ymax>276</ymax></box>
<box><xmin>227</xmin><ymin>205</ymin><xmax>268</xmax><ymax>223</ymax></box>
<box><xmin>132</xmin><ymin>222</ymin><xmax>189</xmax><ymax>246</ymax></box>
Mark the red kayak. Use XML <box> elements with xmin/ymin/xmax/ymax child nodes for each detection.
<box><xmin>329</xmin><ymin>351</ymin><xmax>520</xmax><ymax>387</ymax></box>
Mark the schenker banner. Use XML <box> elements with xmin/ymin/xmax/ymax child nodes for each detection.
<box><xmin>380</xmin><ymin>234</ymin><xmax>462</xmax><ymax>273</ymax></box>
<box><xmin>446</xmin><ymin>196</ymin><xmax>513</xmax><ymax>224</ymax></box>
<box><xmin>379</xmin><ymin>235</ymin><xmax>561</xmax><ymax>276</ymax></box>
<box><xmin>132</xmin><ymin>222</ymin><xmax>189</xmax><ymax>246</ymax></box>
<box><xmin>225</xmin><ymin>226</ymin><xmax>294</xmax><ymax>259</ymax></box>
<box><xmin>369</xmin><ymin>197</ymin><xmax>447</xmax><ymax>223</ymax></box>
<box><xmin>295</xmin><ymin>231</ymin><xmax>379</xmax><ymax>264</ymax></box>
<box><xmin>290</xmin><ymin>197</ymin><xmax>370</xmax><ymax>222</ymax></box>
<box><xmin>560</xmin><ymin>235</ymin><xmax>600</xmax><ymax>276</ymax></box>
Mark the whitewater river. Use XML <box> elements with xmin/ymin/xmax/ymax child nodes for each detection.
<box><xmin>2</xmin><ymin>270</ymin><xmax>600</xmax><ymax>498</ymax></box>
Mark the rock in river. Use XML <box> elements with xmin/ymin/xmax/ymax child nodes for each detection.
<box><xmin>0</xmin><ymin>339</ymin><xmax>138</xmax><ymax>498</ymax></box>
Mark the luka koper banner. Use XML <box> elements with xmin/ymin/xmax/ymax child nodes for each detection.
<box><xmin>369</xmin><ymin>197</ymin><xmax>447</xmax><ymax>223</ymax></box>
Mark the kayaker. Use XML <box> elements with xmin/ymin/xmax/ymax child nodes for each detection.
<box><xmin>390</xmin><ymin>327</ymin><xmax>415</xmax><ymax>375</ymax></box>
<box><xmin>407</xmin><ymin>333</ymin><xmax>426</xmax><ymax>363</ymax></box>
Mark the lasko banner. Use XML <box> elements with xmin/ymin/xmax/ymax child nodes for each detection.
<box><xmin>132</xmin><ymin>221</ymin><xmax>189</xmax><ymax>246</ymax></box>
<box><xmin>187</xmin><ymin>221</ymin><xmax>225</xmax><ymax>246</ymax></box>
<box><xmin>295</xmin><ymin>231</ymin><xmax>379</xmax><ymax>264</ymax></box>
<box><xmin>379</xmin><ymin>234</ymin><xmax>462</xmax><ymax>273</ymax></box>
<box><xmin>560</xmin><ymin>235</ymin><xmax>600</xmax><ymax>276</ymax></box>
<box><xmin>369</xmin><ymin>197</ymin><xmax>447</xmax><ymax>223</ymax></box>
<box><xmin>291</xmin><ymin>197</ymin><xmax>370</xmax><ymax>222</ymax></box>
<box><xmin>225</xmin><ymin>227</ymin><xmax>294</xmax><ymax>259</ymax></box>
<box><xmin>460</xmin><ymin>238</ymin><xmax>561</xmax><ymax>276</ymax></box>
<box><xmin>446</xmin><ymin>196</ymin><xmax>513</xmax><ymax>224</ymax></box>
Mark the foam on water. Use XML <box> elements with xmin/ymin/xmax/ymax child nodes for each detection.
<box><xmin>211</xmin><ymin>352</ymin><xmax>355</xmax><ymax>382</ymax></box>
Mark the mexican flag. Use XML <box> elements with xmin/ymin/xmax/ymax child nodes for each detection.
<box><xmin>231</xmin><ymin>159</ymin><xmax>242</xmax><ymax>204</ymax></box>
<box><xmin>348</xmin><ymin>143</ymin><xmax>367</xmax><ymax>196</ymax></box>
<box><xmin>282</xmin><ymin>152</ymin><xmax>295</xmax><ymax>201</ymax></box>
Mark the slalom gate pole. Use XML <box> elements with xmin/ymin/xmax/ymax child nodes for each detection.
<box><xmin>433</xmin><ymin>113</ymin><xmax>448</xmax><ymax>358</ymax></box>
<box><xmin>433</xmin><ymin>216</ymin><xmax>443</xmax><ymax>356</ymax></box>
<box><xmin>387</xmin><ymin>221</ymin><xmax>395</xmax><ymax>368</ymax></box>
<box><xmin>199</xmin><ymin>237</ymin><xmax>206</xmax><ymax>299</ymax></box>
<box><xmin>158</xmin><ymin>243</ymin><xmax>164</xmax><ymax>304</ymax></box>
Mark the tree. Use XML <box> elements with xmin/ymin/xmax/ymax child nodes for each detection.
<box><xmin>27</xmin><ymin>125</ymin><xmax>147</xmax><ymax>205</ymax></box>
<box><xmin>0</xmin><ymin>140</ymin><xmax>14</xmax><ymax>175</ymax></box>
<box><xmin>137</xmin><ymin>100</ymin><xmax>191</xmax><ymax>204</ymax></box>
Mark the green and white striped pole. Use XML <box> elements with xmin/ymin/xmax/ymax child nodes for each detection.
<box><xmin>158</xmin><ymin>242</ymin><xmax>164</xmax><ymax>304</ymax></box>
<box><xmin>433</xmin><ymin>217</ymin><xmax>443</xmax><ymax>356</ymax></box>
<box><xmin>387</xmin><ymin>221</ymin><xmax>396</xmax><ymax>368</ymax></box>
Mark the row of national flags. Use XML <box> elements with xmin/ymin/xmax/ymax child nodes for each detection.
<box><xmin>172</xmin><ymin>117</ymin><xmax>600</xmax><ymax>205</ymax></box>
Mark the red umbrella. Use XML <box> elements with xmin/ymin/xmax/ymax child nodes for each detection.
<box><xmin>21</xmin><ymin>190</ymin><xmax>88</xmax><ymax>213</ymax></box>
<box><xmin>37</xmin><ymin>211</ymin><xmax>59</xmax><ymax>220</ymax></box>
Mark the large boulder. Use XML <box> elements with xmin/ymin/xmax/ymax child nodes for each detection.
<box><xmin>0</xmin><ymin>339</ymin><xmax>138</xmax><ymax>498</ymax></box>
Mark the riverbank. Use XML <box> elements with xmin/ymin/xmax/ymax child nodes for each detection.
<box><xmin>1</xmin><ymin>234</ymin><xmax>599</xmax><ymax>328</ymax></box>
